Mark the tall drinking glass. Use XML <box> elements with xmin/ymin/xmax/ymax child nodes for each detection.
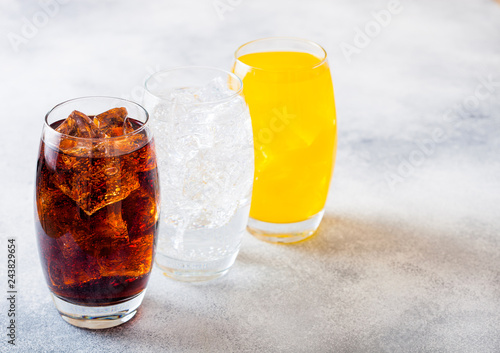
<box><xmin>35</xmin><ymin>97</ymin><xmax>160</xmax><ymax>329</ymax></box>
<box><xmin>232</xmin><ymin>37</ymin><xmax>337</xmax><ymax>243</ymax></box>
<box><xmin>143</xmin><ymin>67</ymin><xmax>254</xmax><ymax>282</ymax></box>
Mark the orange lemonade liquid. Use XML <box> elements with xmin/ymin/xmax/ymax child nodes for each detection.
<box><xmin>234</xmin><ymin>51</ymin><xmax>337</xmax><ymax>223</ymax></box>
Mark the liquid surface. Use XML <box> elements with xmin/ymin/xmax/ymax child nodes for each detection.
<box><xmin>234</xmin><ymin>51</ymin><xmax>337</xmax><ymax>223</ymax></box>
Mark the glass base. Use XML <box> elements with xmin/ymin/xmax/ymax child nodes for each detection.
<box><xmin>51</xmin><ymin>290</ymin><xmax>146</xmax><ymax>329</ymax></box>
<box><xmin>155</xmin><ymin>251</ymin><xmax>239</xmax><ymax>282</ymax></box>
<box><xmin>247</xmin><ymin>209</ymin><xmax>324</xmax><ymax>244</ymax></box>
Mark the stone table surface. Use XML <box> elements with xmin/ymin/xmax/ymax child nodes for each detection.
<box><xmin>1</xmin><ymin>0</ymin><xmax>500</xmax><ymax>352</ymax></box>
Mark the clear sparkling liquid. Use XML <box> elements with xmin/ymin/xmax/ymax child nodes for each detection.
<box><xmin>144</xmin><ymin>79</ymin><xmax>254</xmax><ymax>270</ymax></box>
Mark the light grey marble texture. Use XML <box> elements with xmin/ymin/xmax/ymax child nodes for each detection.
<box><xmin>1</xmin><ymin>0</ymin><xmax>500</xmax><ymax>352</ymax></box>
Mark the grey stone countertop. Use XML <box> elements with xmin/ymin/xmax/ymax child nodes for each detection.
<box><xmin>1</xmin><ymin>0</ymin><xmax>499</xmax><ymax>352</ymax></box>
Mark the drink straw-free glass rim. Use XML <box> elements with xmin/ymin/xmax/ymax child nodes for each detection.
<box><xmin>44</xmin><ymin>96</ymin><xmax>150</xmax><ymax>142</ymax></box>
<box><xmin>144</xmin><ymin>66</ymin><xmax>243</xmax><ymax>106</ymax></box>
<box><xmin>234</xmin><ymin>37</ymin><xmax>328</xmax><ymax>72</ymax></box>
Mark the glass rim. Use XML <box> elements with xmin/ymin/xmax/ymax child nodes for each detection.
<box><xmin>234</xmin><ymin>37</ymin><xmax>328</xmax><ymax>72</ymax></box>
<box><xmin>44</xmin><ymin>96</ymin><xmax>150</xmax><ymax>141</ymax></box>
<box><xmin>144</xmin><ymin>65</ymin><xmax>244</xmax><ymax>106</ymax></box>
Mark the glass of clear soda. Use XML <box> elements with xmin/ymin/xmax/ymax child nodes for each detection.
<box><xmin>143</xmin><ymin>67</ymin><xmax>254</xmax><ymax>282</ymax></box>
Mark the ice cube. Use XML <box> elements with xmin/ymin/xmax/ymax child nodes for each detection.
<box><xmin>168</xmin><ymin>87</ymin><xmax>200</xmax><ymax>104</ymax></box>
<box><xmin>51</xmin><ymin>152</ymin><xmax>140</xmax><ymax>215</ymax></box>
<box><xmin>195</xmin><ymin>76</ymin><xmax>232</xmax><ymax>103</ymax></box>
<box><xmin>56</xmin><ymin>110</ymin><xmax>99</xmax><ymax>138</ymax></box>
<box><xmin>48</xmin><ymin>232</ymin><xmax>101</xmax><ymax>287</ymax></box>
<box><xmin>93</xmin><ymin>132</ymin><xmax>148</xmax><ymax>157</ymax></box>
<box><xmin>93</xmin><ymin>107</ymin><xmax>128</xmax><ymax>137</ymax></box>
<box><xmin>96</xmin><ymin>232</ymin><xmax>154</xmax><ymax>278</ymax></box>
<box><xmin>123</xmin><ymin>117</ymin><xmax>135</xmax><ymax>134</ymax></box>
<box><xmin>134</xmin><ymin>139</ymin><xmax>158</xmax><ymax>173</ymax></box>
<box><xmin>121</xmin><ymin>188</ymin><xmax>159</xmax><ymax>238</ymax></box>
<box><xmin>71</xmin><ymin>203</ymin><xmax>129</xmax><ymax>258</ymax></box>
<box><xmin>55</xmin><ymin>110</ymin><xmax>99</xmax><ymax>155</ymax></box>
<box><xmin>162</xmin><ymin>77</ymin><xmax>233</xmax><ymax>108</ymax></box>
<box><xmin>150</xmin><ymin>101</ymin><xmax>176</xmax><ymax>122</ymax></box>
<box><xmin>37</xmin><ymin>185</ymin><xmax>80</xmax><ymax>240</ymax></box>
<box><xmin>93</xmin><ymin>117</ymin><xmax>149</xmax><ymax>158</ymax></box>
<box><xmin>97</xmin><ymin>189</ymin><xmax>157</xmax><ymax>278</ymax></box>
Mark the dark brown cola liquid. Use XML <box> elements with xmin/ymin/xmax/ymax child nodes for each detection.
<box><xmin>35</xmin><ymin>119</ymin><xmax>160</xmax><ymax>306</ymax></box>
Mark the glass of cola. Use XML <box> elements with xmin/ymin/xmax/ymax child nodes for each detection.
<box><xmin>35</xmin><ymin>97</ymin><xmax>160</xmax><ymax>329</ymax></box>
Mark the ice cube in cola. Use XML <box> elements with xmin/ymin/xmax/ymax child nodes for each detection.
<box><xmin>35</xmin><ymin>107</ymin><xmax>160</xmax><ymax>305</ymax></box>
<box><xmin>92</xmin><ymin>107</ymin><xmax>128</xmax><ymax>137</ymax></box>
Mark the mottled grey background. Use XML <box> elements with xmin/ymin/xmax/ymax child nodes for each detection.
<box><xmin>1</xmin><ymin>0</ymin><xmax>499</xmax><ymax>352</ymax></box>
